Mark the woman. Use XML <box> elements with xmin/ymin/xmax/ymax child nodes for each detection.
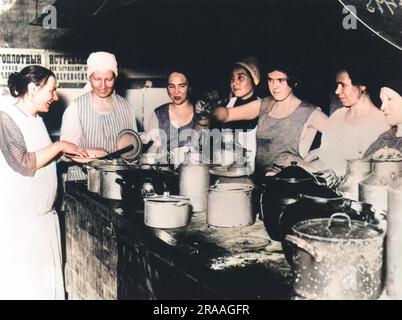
<box><xmin>313</xmin><ymin>66</ymin><xmax>390</xmax><ymax>175</ymax></box>
<box><xmin>60</xmin><ymin>51</ymin><xmax>138</xmax><ymax>180</ymax></box>
<box><xmin>214</xmin><ymin>64</ymin><xmax>328</xmax><ymax>175</ymax></box>
<box><xmin>0</xmin><ymin>65</ymin><xmax>87</xmax><ymax>299</ymax></box>
<box><xmin>364</xmin><ymin>80</ymin><xmax>402</xmax><ymax>156</ymax></box>
<box><xmin>223</xmin><ymin>57</ymin><xmax>261</xmax><ymax>171</ymax></box>
<box><xmin>144</xmin><ymin>69</ymin><xmax>208</xmax><ymax>165</ymax></box>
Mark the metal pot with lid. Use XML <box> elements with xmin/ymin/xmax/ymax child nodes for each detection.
<box><xmin>286</xmin><ymin>213</ymin><xmax>384</xmax><ymax>300</ymax></box>
<box><xmin>207</xmin><ymin>182</ymin><xmax>254</xmax><ymax>227</ymax></box>
<box><xmin>98</xmin><ymin>163</ymin><xmax>135</xmax><ymax>200</ymax></box>
<box><xmin>260</xmin><ymin>161</ymin><xmax>325</xmax><ymax>240</ymax></box>
<box><xmin>144</xmin><ymin>192</ymin><xmax>192</xmax><ymax>229</ymax></box>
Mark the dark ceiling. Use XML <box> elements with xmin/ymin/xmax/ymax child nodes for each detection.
<box><xmin>30</xmin><ymin>0</ymin><xmax>402</xmax><ymax>108</ymax></box>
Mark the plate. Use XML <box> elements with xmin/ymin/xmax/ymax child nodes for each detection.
<box><xmin>64</xmin><ymin>147</ymin><xmax>108</xmax><ymax>164</ymax></box>
<box><xmin>64</xmin><ymin>156</ymin><xmax>101</xmax><ymax>164</ymax></box>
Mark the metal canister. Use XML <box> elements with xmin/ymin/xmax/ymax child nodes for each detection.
<box><xmin>179</xmin><ymin>163</ymin><xmax>210</xmax><ymax>212</ymax></box>
<box><xmin>339</xmin><ymin>158</ymin><xmax>372</xmax><ymax>201</ymax></box>
<box><xmin>359</xmin><ymin>159</ymin><xmax>402</xmax><ymax>213</ymax></box>
<box><xmin>386</xmin><ymin>181</ymin><xmax>402</xmax><ymax>298</ymax></box>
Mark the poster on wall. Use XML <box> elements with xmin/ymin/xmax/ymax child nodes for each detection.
<box><xmin>0</xmin><ymin>48</ymin><xmax>46</xmax><ymax>86</ymax></box>
<box><xmin>0</xmin><ymin>48</ymin><xmax>87</xmax><ymax>88</ymax></box>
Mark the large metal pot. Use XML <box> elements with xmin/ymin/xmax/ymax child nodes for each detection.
<box><xmin>386</xmin><ymin>180</ymin><xmax>402</xmax><ymax>298</ymax></box>
<box><xmin>286</xmin><ymin>213</ymin><xmax>384</xmax><ymax>300</ymax></box>
<box><xmin>82</xmin><ymin>159</ymin><xmax>119</xmax><ymax>194</ymax></box>
<box><xmin>98</xmin><ymin>164</ymin><xmax>134</xmax><ymax>200</ymax></box>
<box><xmin>359</xmin><ymin>158</ymin><xmax>402</xmax><ymax>212</ymax></box>
<box><xmin>207</xmin><ymin>182</ymin><xmax>254</xmax><ymax>227</ymax></box>
<box><xmin>260</xmin><ymin>161</ymin><xmax>325</xmax><ymax>241</ymax></box>
<box><xmin>143</xmin><ymin>192</ymin><xmax>191</xmax><ymax>228</ymax></box>
<box><xmin>179</xmin><ymin>163</ymin><xmax>210</xmax><ymax>212</ymax></box>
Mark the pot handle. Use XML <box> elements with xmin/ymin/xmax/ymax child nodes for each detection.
<box><xmin>326</xmin><ymin>213</ymin><xmax>352</xmax><ymax>235</ymax></box>
<box><xmin>175</xmin><ymin>201</ymin><xmax>190</xmax><ymax>207</ymax></box>
<box><xmin>285</xmin><ymin>235</ymin><xmax>323</xmax><ymax>262</ymax></box>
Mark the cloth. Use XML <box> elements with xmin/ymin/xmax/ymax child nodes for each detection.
<box><xmin>86</xmin><ymin>51</ymin><xmax>118</xmax><ymax>77</ymax></box>
<box><xmin>60</xmin><ymin>92</ymin><xmax>137</xmax><ymax>181</ymax></box>
<box><xmin>364</xmin><ymin>126</ymin><xmax>402</xmax><ymax>157</ymax></box>
<box><xmin>255</xmin><ymin>97</ymin><xmax>317</xmax><ymax>174</ymax></box>
<box><xmin>317</xmin><ymin>106</ymin><xmax>390</xmax><ymax>175</ymax></box>
<box><xmin>0</xmin><ymin>103</ymin><xmax>64</xmax><ymax>300</ymax></box>
<box><xmin>234</xmin><ymin>57</ymin><xmax>260</xmax><ymax>86</ymax></box>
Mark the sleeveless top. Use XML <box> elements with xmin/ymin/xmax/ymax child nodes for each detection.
<box><xmin>154</xmin><ymin>103</ymin><xmax>198</xmax><ymax>150</ymax></box>
<box><xmin>255</xmin><ymin>97</ymin><xmax>316</xmax><ymax>174</ymax></box>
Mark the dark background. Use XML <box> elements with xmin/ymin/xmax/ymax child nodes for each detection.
<box><xmin>2</xmin><ymin>0</ymin><xmax>402</xmax><ymax>112</ymax></box>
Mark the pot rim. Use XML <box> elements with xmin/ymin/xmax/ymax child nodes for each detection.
<box><xmin>291</xmin><ymin>217</ymin><xmax>385</xmax><ymax>243</ymax></box>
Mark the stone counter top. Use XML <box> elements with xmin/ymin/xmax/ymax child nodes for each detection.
<box><xmin>64</xmin><ymin>181</ymin><xmax>293</xmax><ymax>300</ymax></box>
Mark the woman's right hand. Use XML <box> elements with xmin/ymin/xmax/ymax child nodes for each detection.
<box><xmin>58</xmin><ymin>141</ymin><xmax>89</xmax><ymax>158</ymax></box>
<box><xmin>213</xmin><ymin>107</ymin><xmax>229</xmax><ymax>122</ymax></box>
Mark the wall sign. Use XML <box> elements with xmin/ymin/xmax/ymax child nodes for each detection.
<box><xmin>0</xmin><ymin>48</ymin><xmax>87</xmax><ymax>88</ymax></box>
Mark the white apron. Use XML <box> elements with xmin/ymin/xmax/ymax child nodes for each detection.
<box><xmin>226</xmin><ymin>97</ymin><xmax>258</xmax><ymax>172</ymax></box>
<box><xmin>0</xmin><ymin>104</ymin><xmax>64</xmax><ymax>300</ymax></box>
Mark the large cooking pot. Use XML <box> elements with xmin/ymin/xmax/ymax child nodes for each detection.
<box><xmin>286</xmin><ymin>213</ymin><xmax>384</xmax><ymax>300</ymax></box>
<box><xmin>279</xmin><ymin>185</ymin><xmax>378</xmax><ymax>264</ymax></box>
<box><xmin>98</xmin><ymin>164</ymin><xmax>135</xmax><ymax>200</ymax></box>
<box><xmin>260</xmin><ymin>161</ymin><xmax>325</xmax><ymax>241</ymax></box>
<box><xmin>143</xmin><ymin>192</ymin><xmax>191</xmax><ymax>228</ymax></box>
<box><xmin>207</xmin><ymin>182</ymin><xmax>254</xmax><ymax>227</ymax></box>
<box><xmin>82</xmin><ymin>159</ymin><xmax>120</xmax><ymax>193</ymax></box>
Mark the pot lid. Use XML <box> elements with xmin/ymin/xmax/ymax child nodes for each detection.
<box><xmin>300</xmin><ymin>184</ymin><xmax>342</xmax><ymax>200</ymax></box>
<box><xmin>275</xmin><ymin>161</ymin><xmax>315</xmax><ymax>182</ymax></box>
<box><xmin>144</xmin><ymin>191</ymin><xmax>190</xmax><ymax>203</ymax></box>
<box><xmin>293</xmin><ymin>213</ymin><xmax>383</xmax><ymax>241</ymax></box>
<box><xmin>97</xmin><ymin>163</ymin><xmax>136</xmax><ymax>171</ymax></box>
<box><xmin>116</xmin><ymin>129</ymin><xmax>143</xmax><ymax>161</ymax></box>
<box><xmin>210</xmin><ymin>182</ymin><xmax>254</xmax><ymax>192</ymax></box>
<box><xmin>209</xmin><ymin>164</ymin><xmax>251</xmax><ymax>177</ymax></box>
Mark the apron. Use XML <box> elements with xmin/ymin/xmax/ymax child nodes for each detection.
<box><xmin>0</xmin><ymin>105</ymin><xmax>64</xmax><ymax>300</ymax></box>
<box><xmin>226</xmin><ymin>97</ymin><xmax>258</xmax><ymax>172</ymax></box>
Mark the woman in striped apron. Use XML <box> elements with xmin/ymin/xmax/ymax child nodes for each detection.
<box><xmin>0</xmin><ymin>66</ymin><xmax>87</xmax><ymax>299</ymax></box>
<box><xmin>60</xmin><ymin>52</ymin><xmax>138</xmax><ymax>181</ymax></box>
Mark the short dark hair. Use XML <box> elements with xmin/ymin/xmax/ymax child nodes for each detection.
<box><xmin>7</xmin><ymin>65</ymin><xmax>55</xmax><ymax>98</ymax></box>
<box><xmin>266</xmin><ymin>65</ymin><xmax>300</xmax><ymax>89</ymax></box>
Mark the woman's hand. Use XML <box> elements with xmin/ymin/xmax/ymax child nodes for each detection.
<box><xmin>213</xmin><ymin>107</ymin><xmax>229</xmax><ymax>122</ymax></box>
<box><xmin>58</xmin><ymin>141</ymin><xmax>89</xmax><ymax>158</ymax></box>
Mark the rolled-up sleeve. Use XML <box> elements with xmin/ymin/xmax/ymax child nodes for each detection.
<box><xmin>0</xmin><ymin>111</ymin><xmax>36</xmax><ymax>176</ymax></box>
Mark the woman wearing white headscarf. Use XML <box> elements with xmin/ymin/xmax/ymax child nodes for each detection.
<box><xmin>60</xmin><ymin>51</ymin><xmax>138</xmax><ymax>180</ymax></box>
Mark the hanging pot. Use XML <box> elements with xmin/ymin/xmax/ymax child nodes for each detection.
<box><xmin>207</xmin><ymin>182</ymin><xmax>254</xmax><ymax>227</ymax></box>
<box><xmin>143</xmin><ymin>192</ymin><xmax>191</xmax><ymax>228</ymax></box>
<box><xmin>285</xmin><ymin>213</ymin><xmax>384</xmax><ymax>300</ymax></box>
